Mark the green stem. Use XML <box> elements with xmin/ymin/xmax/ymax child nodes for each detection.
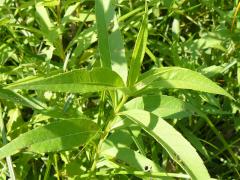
<box><xmin>56</xmin><ymin>2</ymin><xmax>65</xmax><ymax>61</ymax></box>
<box><xmin>43</xmin><ymin>154</ymin><xmax>53</xmax><ymax>180</ymax></box>
<box><xmin>53</xmin><ymin>154</ymin><xmax>60</xmax><ymax>180</ymax></box>
<box><xmin>0</xmin><ymin>104</ymin><xmax>16</xmax><ymax>180</ymax></box>
<box><xmin>90</xmin><ymin>95</ymin><xmax>128</xmax><ymax>174</ymax></box>
<box><xmin>79</xmin><ymin>170</ymin><xmax>190</xmax><ymax>179</ymax></box>
<box><xmin>97</xmin><ymin>91</ymin><xmax>106</xmax><ymax>126</ymax></box>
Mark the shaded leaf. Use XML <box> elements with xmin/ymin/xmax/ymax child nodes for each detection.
<box><xmin>0</xmin><ymin>118</ymin><xmax>99</xmax><ymax>159</ymax></box>
<box><xmin>35</xmin><ymin>3</ymin><xmax>63</xmax><ymax>59</ymax></box>
<box><xmin>101</xmin><ymin>129</ymin><xmax>173</xmax><ymax>180</ymax></box>
<box><xmin>70</xmin><ymin>26</ymin><xmax>97</xmax><ymax>63</ymax></box>
<box><xmin>0</xmin><ymin>87</ymin><xmax>44</xmax><ymax>110</ymax></box>
<box><xmin>95</xmin><ymin>0</ymin><xmax>128</xmax><ymax>82</ymax></box>
<box><xmin>124</xmin><ymin>95</ymin><xmax>193</xmax><ymax>119</ymax></box>
<box><xmin>102</xmin><ymin>144</ymin><xmax>173</xmax><ymax>180</ymax></box>
<box><xmin>178</xmin><ymin>125</ymin><xmax>210</xmax><ymax>160</ymax></box>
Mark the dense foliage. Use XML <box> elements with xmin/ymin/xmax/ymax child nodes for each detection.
<box><xmin>0</xmin><ymin>0</ymin><xmax>240</xmax><ymax>179</ymax></box>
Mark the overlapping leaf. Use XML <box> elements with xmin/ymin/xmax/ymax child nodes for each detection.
<box><xmin>127</xmin><ymin>2</ymin><xmax>148</xmax><ymax>86</ymax></box>
<box><xmin>0</xmin><ymin>87</ymin><xmax>44</xmax><ymax>110</ymax></box>
<box><xmin>133</xmin><ymin>67</ymin><xmax>233</xmax><ymax>99</ymax></box>
<box><xmin>0</xmin><ymin>118</ymin><xmax>99</xmax><ymax>159</ymax></box>
<box><xmin>5</xmin><ymin>68</ymin><xmax>125</xmax><ymax>93</ymax></box>
<box><xmin>124</xmin><ymin>95</ymin><xmax>193</xmax><ymax>119</ymax></box>
<box><xmin>95</xmin><ymin>0</ymin><xmax>128</xmax><ymax>82</ymax></box>
<box><xmin>119</xmin><ymin>110</ymin><xmax>211</xmax><ymax>180</ymax></box>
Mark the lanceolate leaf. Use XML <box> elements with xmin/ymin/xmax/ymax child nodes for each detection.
<box><xmin>119</xmin><ymin>110</ymin><xmax>211</xmax><ymax>180</ymax></box>
<box><xmin>178</xmin><ymin>125</ymin><xmax>210</xmax><ymax>160</ymax></box>
<box><xmin>123</xmin><ymin>95</ymin><xmax>193</xmax><ymax>119</ymax></box>
<box><xmin>95</xmin><ymin>0</ymin><xmax>130</xmax><ymax>81</ymax></box>
<box><xmin>70</xmin><ymin>26</ymin><xmax>97</xmax><ymax>63</ymax></box>
<box><xmin>5</xmin><ymin>68</ymin><xmax>125</xmax><ymax>93</ymax></box>
<box><xmin>95</xmin><ymin>0</ymin><xmax>128</xmax><ymax>82</ymax></box>
<box><xmin>109</xmin><ymin>15</ymin><xmax>128</xmax><ymax>83</ymax></box>
<box><xmin>0</xmin><ymin>118</ymin><xmax>99</xmax><ymax>159</ymax></box>
<box><xmin>0</xmin><ymin>87</ymin><xmax>44</xmax><ymax>110</ymax></box>
<box><xmin>133</xmin><ymin>67</ymin><xmax>233</xmax><ymax>99</ymax></box>
<box><xmin>35</xmin><ymin>3</ymin><xmax>63</xmax><ymax>59</ymax></box>
<box><xmin>95</xmin><ymin>0</ymin><xmax>114</xmax><ymax>68</ymax></box>
<box><xmin>127</xmin><ymin>2</ymin><xmax>148</xmax><ymax>87</ymax></box>
<box><xmin>101</xmin><ymin>139</ymin><xmax>174</xmax><ymax>180</ymax></box>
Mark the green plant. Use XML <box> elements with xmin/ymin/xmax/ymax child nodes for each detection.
<box><xmin>0</xmin><ymin>0</ymin><xmax>240</xmax><ymax>179</ymax></box>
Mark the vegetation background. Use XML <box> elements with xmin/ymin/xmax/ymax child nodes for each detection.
<box><xmin>0</xmin><ymin>0</ymin><xmax>240</xmax><ymax>179</ymax></box>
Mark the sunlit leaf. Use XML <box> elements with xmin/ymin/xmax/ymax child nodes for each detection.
<box><xmin>133</xmin><ymin>67</ymin><xmax>233</xmax><ymax>99</ymax></box>
<box><xmin>119</xmin><ymin>110</ymin><xmax>211</xmax><ymax>180</ymax></box>
<box><xmin>0</xmin><ymin>118</ymin><xmax>99</xmax><ymax>159</ymax></box>
<box><xmin>127</xmin><ymin>2</ymin><xmax>148</xmax><ymax>86</ymax></box>
<box><xmin>5</xmin><ymin>68</ymin><xmax>125</xmax><ymax>93</ymax></box>
<box><xmin>95</xmin><ymin>0</ymin><xmax>114</xmax><ymax>68</ymax></box>
<box><xmin>124</xmin><ymin>95</ymin><xmax>193</xmax><ymax>119</ymax></box>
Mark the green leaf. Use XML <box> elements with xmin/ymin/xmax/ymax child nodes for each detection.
<box><xmin>109</xmin><ymin>14</ymin><xmax>128</xmax><ymax>83</ymax></box>
<box><xmin>95</xmin><ymin>0</ymin><xmax>114</xmax><ymax>68</ymax></box>
<box><xmin>134</xmin><ymin>67</ymin><xmax>233</xmax><ymax>99</ymax></box>
<box><xmin>127</xmin><ymin>2</ymin><xmax>148</xmax><ymax>86</ymax></box>
<box><xmin>124</xmin><ymin>95</ymin><xmax>193</xmax><ymax>119</ymax></box>
<box><xmin>191</xmin><ymin>34</ymin><xmax>226</xmax><ymax>52</ymax></box>
<box><xmin>35</xmin><ymin>3</ymin><xmax>64</xmax><ymax>59</ymax></box>
<box><xmin>61</xmin><ymin>2</ymin><xmax>80</xmax><ymax>26</ymax></box>
<box><xmin>101</xmin><ymin>129</ymin><xmax>174</xmax><ymax>180</ymax></box>
<box><xmin>5</xmin><ymin>68</ymin><xmax>125</xmax><ymax>93</ymax></box>
<box><xmin>0</xmin><ymin>118</ymin><xmax>99</xmax><ymax>159</ymax></box>
<box><xmin>238</xmin><ymin>62</ymin><xmax>240</xmax><ymax>85</ymax></box>
<box><xmin>119</xmin><ymin>110</ymin><xmax>211</xmax><ymax>180</ymax></box>
<box><xmin>178</xmin><ymin>125</ymin><xmax>210</xmax><ymax>160</ymax></box>
<box><xmin>0</xmin><ymin>87</ymin><xmax>44</xmax><ymax>110</ymax></box>
<box><xmin>70</xmin><ymin>26</ymin><xmax>98</xmax><ymax>63</ymax></box>
<box><xmin>101</xmin><ymin>143</ymin><xmax>174</xmax><ymax>180</ymax></box>
<box><xmin>95</xmin><ymin>0</ymin><xmax>128</xmax><ymax>82</ymax></box>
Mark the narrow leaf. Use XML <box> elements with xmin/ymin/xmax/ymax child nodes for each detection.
<box><xmin>178</xmin><ymin>125</ymin><xmax>210</xmax><ymax>160</ymax></box>
<box><xmin>95</xmin><ymin>0</ymin><xmax>128</xmax><ymax>82</ymax></box>
<box><xmin>0</xmin><ymin>118</ymin><xmax>99</xmax><ymax>159</ymax></box>
<box><xmin>5</xmin><ymin>68</ymin><xmax>125</xmax><ymax>93</ymax></box>
<box><xmin>95</xmin><ymin>0</ymin><xmax>114</xmax><ymax>68</ymax></box>
<box><xmin>127</xmin><ymin>2</ymin><xmax>148</xmax><ymax>86</ymax></box>
<box><xmin>35</xmin><ymin>4</ymin><xmax>63</xmax><ymax>59</ymax></box>
<box><xmin>109</xmin><ymin>14</ymin><xmax>128</xmax><ymax>83</ymax></box>
<box><xmin>101</xmin><ymin>141</ymin><xmax>174</xmax><ymax>180</ymax></box>
<box><xmin>134</xmin><ymin>67</ymin><xmax>233</xmax><ymax>99</ymax></box>
<box><xmin>0</xmin><ymin>87</ymin><xmax>44</xmax><ymax>110</ymax></box>
<box><xmin>61</xmin><ymin>2</ymin><xmax>81</xmax><ymax>26</ymax></box>
<box><xmin>119</xmin><ymin>110</ymin><xmax>211</xmax><ymax>180</ymax></box>
<box><xmin>70</xmin><ymin>26</ymin><xmax>97</xmax><ymax>64</ymax></box>
<box><xmin>124</xmin><ymin>95</ymin><xmax>193</xmax><ymax>119</ymax></box>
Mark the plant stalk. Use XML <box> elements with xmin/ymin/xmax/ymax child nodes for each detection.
<box><xmin>90</xmin><ymin>95</ymin><xmax>128</xmax><ymax>174</ymax></box>
<box><xmin>0</xmin><ymin>104</ymin><xmax>16</xmax><ymax>180</ymax></box>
